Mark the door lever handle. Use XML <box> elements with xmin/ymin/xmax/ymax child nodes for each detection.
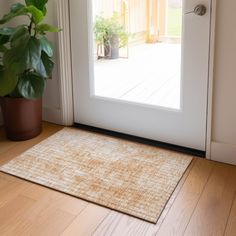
<box><xmin>185</xmin><ymin>4</ymin><xmax>207</xmax><ymax>16</ymax></box>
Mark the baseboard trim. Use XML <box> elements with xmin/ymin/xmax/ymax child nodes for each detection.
<box><xmin>43</xmin><ymin>107</ymin><xmax>62</xmax><ymax>125</ymax></box>
<box><xmin>211</xmin><ymin>141</ymin><xmax>236</xmax><ymax>165</ymax></box>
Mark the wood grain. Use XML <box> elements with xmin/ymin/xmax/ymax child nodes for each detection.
<box><xmin>0</xmin><ymin>195</ymin><xmax>36</xmax><ymax>235</ymax></box>
<box><xmin>156</xmin><ymin>159</ymin><xmax>214</xmax><ymax>236</ymax></box>
<box><xmin>225</xmin><ymin>194</ymin><xmax>236</xmax><ymax>236</ymax></box>
<box><xmin>184</xmin><ymin>163</ymin><xmax>236</xmax><ymax>236</ymax></box>
<box><xmin>0</xmin><ymin>123</ymin><xmax>236</xmax><ymax>236</ymax></box>
<box><xmin>0</xmin><ymin>122</ymin><xmax>62</xmax><ymax>165</ymax></box>
<box><xmin>0</xmin><ymin>178</ymin><xmax>29</xmax><ymax>208</ymax></box>
<box><xmin>22</xmin><ymin>183</ymin><xmax>88</xmax><ymax>215</ymax></box>
<box><xmin>93</xmin><ymin>160</ymin><xmax>195</xmax><ymax>236</ymax></box>
<box><xmin>18</xmin><ymin>205</ymin><xmax>76</xmax><ymax>236</ymax></box>
<box><xmin>61</xmin><ymin>204</ymin><xmax>110</xmax><ymax>236</ymax></box>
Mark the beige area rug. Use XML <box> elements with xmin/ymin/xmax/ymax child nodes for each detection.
<box><xmin>0</xmin><ymin>128</ymin><xmax>192</xmax><ymax>223</ymax></box>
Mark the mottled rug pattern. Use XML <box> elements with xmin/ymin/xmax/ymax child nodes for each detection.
<box><xmin>0</xmin><ymin>128</ymin><xmax>192</xmax><ymax>223</ymax></box>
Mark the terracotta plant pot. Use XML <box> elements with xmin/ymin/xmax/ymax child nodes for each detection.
<box><xmin>0</xmin><ymin>97</ymin><xmax>42</xmax><ymax>141</ymax></box>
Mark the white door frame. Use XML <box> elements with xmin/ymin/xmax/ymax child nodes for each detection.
<box><xmin>206</xmin><ymin>0</ymin><xmax>217</xmax><ymax>159</ymax></box>
<box><xmin>56</xmin><ymin>0</ymin><xmax>217</xmax><ymax>158</ymax></box>
<box><xmin>56</xmin><ymin>0</ymin><xmax>74</xmax><ymax>126</ymax></box>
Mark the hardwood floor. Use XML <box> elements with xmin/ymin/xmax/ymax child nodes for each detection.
<box><xmin>0</xmin><ymin>123</ymin><xmax>236</xmax><ymax>236</ymax></box>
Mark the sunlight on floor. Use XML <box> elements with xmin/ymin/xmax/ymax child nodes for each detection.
<box><xmin>94</xmin><ymin>42</ymin><xmax>181</xmax><ymax>109</ymax></box>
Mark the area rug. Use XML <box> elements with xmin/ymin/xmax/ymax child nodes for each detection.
<box><xmin>0</xmin><ymin>128</ymin><xmax>192</xmax><ymax>223</ymax></box>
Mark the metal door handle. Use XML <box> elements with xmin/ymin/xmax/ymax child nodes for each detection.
<box><xmin>185</xmin><ymin>4</ymin><xmax>207</xmax><ymax>16</ymax></box>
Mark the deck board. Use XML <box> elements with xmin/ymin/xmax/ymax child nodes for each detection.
<box><xmin>94</xmin><ymin>43</ymin><xmax>181</xmax><ymax>109</ymax></box>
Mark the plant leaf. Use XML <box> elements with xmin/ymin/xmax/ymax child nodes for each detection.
<box><xmin>0</xmin><ymin>45</ymin><xmax>7</xmax><ymax>52</ymax></box>
<box><xmin>36</xmin><ymin>24</ymin><xmax>59</xmax><ymax>34</ymax></box>
<box><xmin>0</xmin><ymin>3</ymin><xmax>44</xmax><ymax>25</ymax></box>
<box><xmin>0</xmin><ymin>35</ymin><xmax>10</xmax><ymax>45</ymax></box>
<box><xmin>3</xmin><ymin>37</ymin><xmax>41</xmax><ymax>75</ymax></box>
<box><xmin>0</xmin><ymin>69</ymin><xmax>18</xmax><ymax>96</ymax></box>
<box><xmin>17</xmin><ymin>72</ymin><xmax>45</xmax><ymax>99</ymax></box>
<box><xmin>36</xmin><ymin>51</ymin><xmax>54</xmax><ymax>78</ymax></box>
<box><xmin>0</xmin><ymin>4</ymin><xmax>28</xmax><ymax>24</ymax></box>
<box><xmin>10</xmin><ymin>26</ymin><xmax>30</xmax><ymax>48</ymax></box>
<box><xmin>0</xmin><ymin>27</ymin><xmax>17</xmax><ymax>36</ymax></box>
<box><xmin>25</xmin><ymin>0</ymin><xmax>48</xmax><ymax>11</ymax></box>
<box><xmin>39</xmin><ymin>36</ymin><xmax>53</xmax><ymax>57</ymax></box>
<box><xmin>26</xmin><ymin>5</ymin><xmax>44</xmax><ymax>24</ymax></box>
<box><xmin>11</xmin><ymin>3</ymin><xmax>25</xmax><ymax>13</ymax></box>
<box><xmin>42</xmin><ymin>6</ymin><xmax>47</xmax><ymax>16</ymax></box>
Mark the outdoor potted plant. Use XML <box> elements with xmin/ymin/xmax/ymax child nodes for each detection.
<box><xmin>0</xmin><ymin>0</ymin><xmax>59</xmax><ymax>141</ymax></box>
<box><xmin>94</xmin><ymin>13</ymin><xmax>129</xmax><ymax>59</ymax></box>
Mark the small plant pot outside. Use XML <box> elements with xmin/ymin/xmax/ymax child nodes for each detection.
<box><xmin>0</xmin><ymin>97</ymin><xmax>42</xmax><ymax>141</ymax></box>
<box><xmin>110</xmin><ymin>34</ymin><xmax>119</xmax><ymax>59</ymax></box>
<box><xmin>110</xmin><ymin>46</ymin><xmax>119</xmax><ymax>59</ymax></box>
<box><xmin>104</xmin><ymin>43</ymin><xmax>111</xmax><ymax>58</ymax></box>
<box><xmin>104</xmin><ymin>34</ymin><xmax>120</xmax><ymax>59</ymax></box>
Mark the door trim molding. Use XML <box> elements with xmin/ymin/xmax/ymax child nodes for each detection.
<box><xmin>56</xmin><ymin>0</ymin><xmax>74</xmax><ymax>126</ymax></box>
<box><xmin>206</xmin><ymin>0</ymin><xmax>217</xmax><ymax>159</ymax></box>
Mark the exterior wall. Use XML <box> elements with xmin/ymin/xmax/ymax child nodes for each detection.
<box><xmin>128</xmin><ymin>0</ymin><xmax>147</xmax><ymax>34</ymax></box>
<box><xmin>93</xmin><ymin>0</ymin><xmax>147</xmax><ymax>35</ymax></box>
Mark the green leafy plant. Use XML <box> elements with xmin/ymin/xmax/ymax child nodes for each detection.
<box><xmin>94</xmin><ymin>13</ymin><xmax>129</xmax><ymax>50</ymax></box>
<box><xmin>0</xmin><ymin>0</ymin><xmax>59</xmax><ymax>100</ymax></box>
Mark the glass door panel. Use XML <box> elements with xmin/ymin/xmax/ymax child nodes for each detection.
<box><xmin>92</xmin><ymin>0</ymin><xmax>183</xmax><ymax>110</ymax></box>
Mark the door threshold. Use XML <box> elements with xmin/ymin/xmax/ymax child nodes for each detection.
<box><xmin>74</xmin><ymin>123</ymin><xmax>206</xmax><ymax>158</ymax></box>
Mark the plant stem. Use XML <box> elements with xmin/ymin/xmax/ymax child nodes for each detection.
<box><xmin>28</xmin><ymin>18</ymin><xmax>33</xmax><ymax>35</ymax></box>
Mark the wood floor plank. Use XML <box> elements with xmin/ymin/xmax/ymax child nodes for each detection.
<box><xmin>22</xmin><ymin>183</ymin><xmax>88</xmax><ymax>215</ymax></box>
<box><xmin>93</xmin><ymin>160</ymin><xmax>195</xmax><ymax>236</ymax></box>
<box><xmin>1</xmin><ymin>123</ymin><xmax>236</xmax><ymax>236</ymax></box>
<box><xmin>156</xmin><ymin>158</ymin><xmax>214</xmax><ymax>236</ymax></box>
<box><xmin>0</xmin><ymin>141</ymin><xmax>18</xmax><ymax>156</ymax></box>
<box><xmin>16</xmin><ymin>205</ymin><xmax>76</xmax><ymax>236</ymax></box>
<box><xmin>0</xmin><ymin>129</ymin><xmax>18</xmax><ymax>155</ymax></box>
<box><xmin>0</xmin><ymin>178</ymin><xmax>29</xmax><ymax>208</ymax></box>
<box><xmin>0</xmin><ymin>172</ymin><xmax>21</xmax><ymax>183</ymax></box>
<box><xmin>0</xmin><ymin>176</ymin><xmax>9</xmax><ymax>190</ymax></box>
<box><xmin>61</xmin><ymin>204</ymin><xmax>110</xmax><ymax>236</ymax></box>
<box><xmin>0</xmin><ymin>195</ymin><xmax>36</xmax><ymax>235</ymax></box>
<box><xmin>5</xmin><ymin>207</ymin><xmax>76</xmax><ymax>236</ymax></box>
<box><xmin>225</xmin><ymin>194</ymin><xmax>236</xmax><ymax>236</ymax></box>
<box><xmin>93</xmin><ymin>212</ymin><xmax>158</xmax><ymax>236</ymax></box>
<box><xmin>184</xmin><ymin>163</ymin><xmax>236</xmax><ymax>236</ymax></box>
<box><xmin>0</xmin><ymin>122</ymin><xmax>62</xmax><ymax>165</ymax></box>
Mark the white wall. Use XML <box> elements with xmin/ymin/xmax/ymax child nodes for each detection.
<box><xmin>42</xmin><ymin>0</ymin><xmax>62</xmax><ymax>124</ymax></box>
<box><xmin>0</xmin><ymin>0</ymin><xmax>62</xmax><ymax>125</ymax></box>
<box><xmin>210</xmin><ymin>0</ymin><xmax>236</xmax><ymax>165</ymax></box>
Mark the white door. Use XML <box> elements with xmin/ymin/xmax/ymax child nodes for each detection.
<box><xmin>70</xmin><ymin>0</ymin><xmax>212</xmax><ymax>151</ymax></box>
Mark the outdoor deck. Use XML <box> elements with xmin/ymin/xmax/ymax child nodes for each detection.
<box><xmin>94</xmin><ymin>42</ymin><xmax>181</xmax><ymax>109</ymax></box>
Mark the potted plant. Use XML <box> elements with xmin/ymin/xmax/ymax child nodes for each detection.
<box><xmin>94</xmin><ymin>13</ymin><xmax>129</xmax><ymax>59</ymax></box>
<box><xmin>0</xmin><ymin>0</ymin><xmax>59</xmax><ymax>141</ymax></box>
